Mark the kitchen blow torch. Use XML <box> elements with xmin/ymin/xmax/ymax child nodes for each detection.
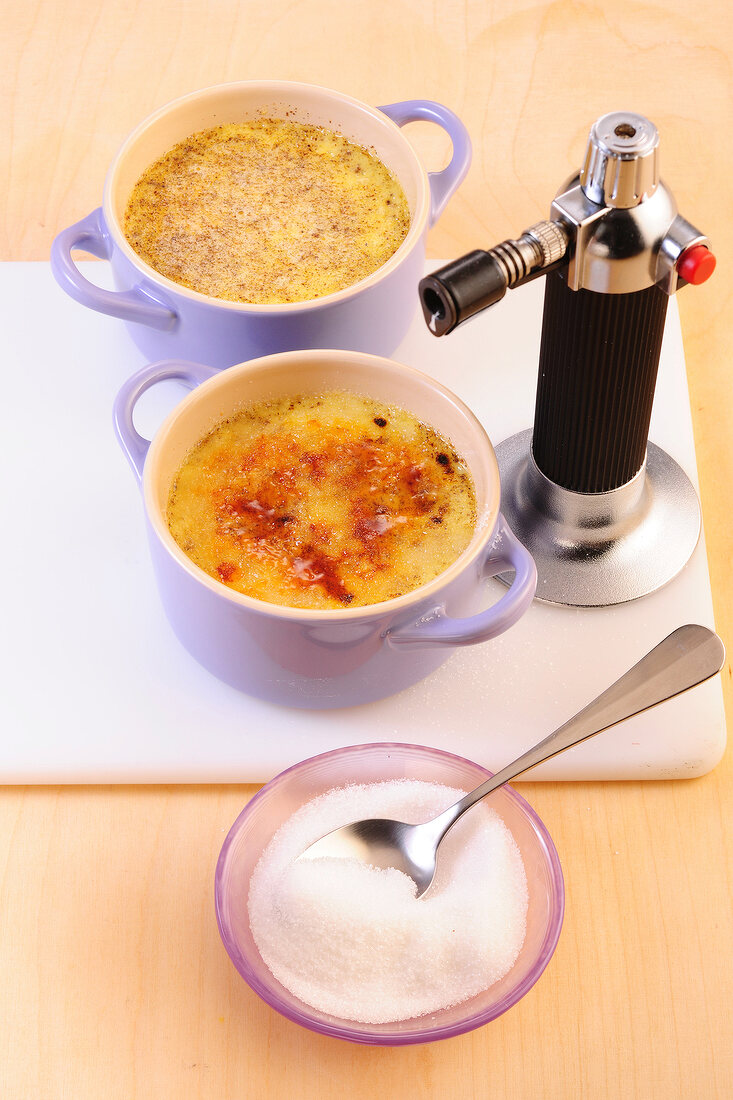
<box><xmin>420</xmin><ymin>111</ymin><xmax>715</xmax><ymax>606</ymax></box>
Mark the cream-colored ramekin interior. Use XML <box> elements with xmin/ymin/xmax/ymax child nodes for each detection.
<box><xmin>144</xmin><ymin>350</ymin><xmax>501</xmax><ymax>620</ymax></box>
<box><xmin>104</xmin><ymin>81</ymin><xmax>431</xmax><ymax>312</ymax></box>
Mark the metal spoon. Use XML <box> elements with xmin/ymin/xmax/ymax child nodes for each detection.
<box><xmin>298</xmin><ymin>624</ymin><xmax>724</xmax><ymax>897</ymax></box>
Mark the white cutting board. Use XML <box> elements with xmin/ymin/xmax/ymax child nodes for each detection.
<box><xmin>0</xmin><ymin>262</ymin><xmax>725</xmax><ymax>782</ymax></box>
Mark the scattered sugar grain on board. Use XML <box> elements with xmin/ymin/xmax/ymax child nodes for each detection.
<box><xmin>396</xmin><ymin>654</ymin><xmax>486</xmax><ymax>729</ymax></box>
<box><xmin>248</xmin><ymin>779</ymin><xmax>528</xmax><ymax>1023</ymax></box>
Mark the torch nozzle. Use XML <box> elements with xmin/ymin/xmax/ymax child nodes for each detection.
<box><xmin>419</xmin><ymin>221</ymin><xmax>569</xmax><ymax>337</ymax></box>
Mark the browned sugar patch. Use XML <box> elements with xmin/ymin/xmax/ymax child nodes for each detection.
<box><xmin>166</xmin><ymin>391</ymin><xmax>477</xmax><ymax>610</ymax></box>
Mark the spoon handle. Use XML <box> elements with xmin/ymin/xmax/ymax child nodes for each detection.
<box><xmin>439</xmin><ymin>624</ymin><xmax>724</xmax><ymax>831</ymax></box>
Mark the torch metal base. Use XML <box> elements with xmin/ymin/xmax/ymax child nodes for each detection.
<box><xmin>495</xmin><ymin>430</ymin><xmax>701</xmax><ymax>607</ymax></box>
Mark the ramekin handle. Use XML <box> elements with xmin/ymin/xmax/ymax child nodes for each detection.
<box><xmin>387</xmin><ymin>515</ymin><xmax>537</xmax><ymax>649</ymax></box>
<box><xmin>113</xmin><ymin>359</ymin><xmax>219</xmax><ymax>483</ymax></box>
<box><xmin>51</xmin><ymin>208</ymin><xmax>177</xmax><ymax>331</ymax></box>
<box><xmin>378</xmin><ymin>100</ymin><xmax>472</xmax><ymax>226</ymax></box>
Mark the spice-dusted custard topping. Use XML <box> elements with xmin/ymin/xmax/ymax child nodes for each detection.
<box><xmin>166</xmin><ymin>391</ymin><xmax>477</xmax><ymax>610</ymax></box>
<box><xmin>123</xmin><ymin>119</ymin><xmax>411</xmax><ymax>304</ymax></box>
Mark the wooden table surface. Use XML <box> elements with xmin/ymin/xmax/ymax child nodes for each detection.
<box><xmin>3</xmin><ymin>2</ymin><xmax>731</xmax><ymax>1097</ymax></box>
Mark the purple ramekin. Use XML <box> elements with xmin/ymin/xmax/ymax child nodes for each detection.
<box><xmin>113</xmin><ymin>350</ymin><xmax>537</xmax><ymax>708</ymax></box>
<box><xmin>51</xmin><ymin>81</ymin><xmax>471</xmax><ymax>368</ymax></box>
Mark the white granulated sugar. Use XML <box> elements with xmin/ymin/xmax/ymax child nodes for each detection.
<box><xmin>248</xmin><ymin>779</ymin><xmax>528</xmax><ymax>1023</ymax></box>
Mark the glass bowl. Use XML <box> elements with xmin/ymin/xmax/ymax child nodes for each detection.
<box><xmin>214</xmin><ymin>742</ymin><xmax>564</xmax><ymax>1045</ymax></box>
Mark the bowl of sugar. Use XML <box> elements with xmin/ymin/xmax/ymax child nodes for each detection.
<box><xmin>215</xmin><ymin>743</ymin><xmax>564</xmax><ymax>1045</ymax></box>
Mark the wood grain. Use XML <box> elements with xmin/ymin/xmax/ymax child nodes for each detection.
<box><xmin>2</xmin><ymin>1</ymin><xmax>732</xmax><ymax>1097</ymax></box>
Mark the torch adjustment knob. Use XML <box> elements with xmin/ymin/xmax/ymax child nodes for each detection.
<box><xmin>580</xmin><ymin>111</ymin><xmax>659</xmax><ymax>209</ymax></box>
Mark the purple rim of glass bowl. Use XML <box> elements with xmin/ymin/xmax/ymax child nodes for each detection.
<box><xmin>214</xmin><ymin>742</ymin><xmax>565</xmax><ymax>1046</ymax></box>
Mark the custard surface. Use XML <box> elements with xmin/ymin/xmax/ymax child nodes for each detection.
<box><xmin>124</xmin><ymin>119</ymin><xmax>410</xmax><ymax>304</ymax></box>
<box><xmin>166</xmin><ymin>391</ymin><xmax>476</xmax><ymax>610</ymax></box>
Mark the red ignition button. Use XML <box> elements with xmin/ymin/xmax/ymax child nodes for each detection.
<box><xmin>677</xmin><ymin>244</ymin><xmax>716</xmax><ymax>285</ymax></box>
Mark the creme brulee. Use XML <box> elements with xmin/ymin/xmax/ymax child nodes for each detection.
<box><xmin>123</xmin><ymin>119</ymin><xmax>410</xmax><ymax>304</ymax></box>
<box><xmin>166</xmin><ymin>392</ymin><xmax>476</xmax><ymax>610</ymax></box>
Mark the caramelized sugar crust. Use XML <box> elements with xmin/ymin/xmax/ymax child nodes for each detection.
<box><xmin>124</xmin><ymin>119</ymin><xmax>410</xmax><ymax>304</ymax></box>
<box><xmin>166</xmin><ymin>392</ymin><xmax>477</xmax><ymax>610</ymax></box>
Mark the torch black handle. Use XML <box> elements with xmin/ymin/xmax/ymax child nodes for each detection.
<box><xmin>531</xmin><ymin>272</ymin><xmax>669</xmax><ymax>493</ymax></box>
